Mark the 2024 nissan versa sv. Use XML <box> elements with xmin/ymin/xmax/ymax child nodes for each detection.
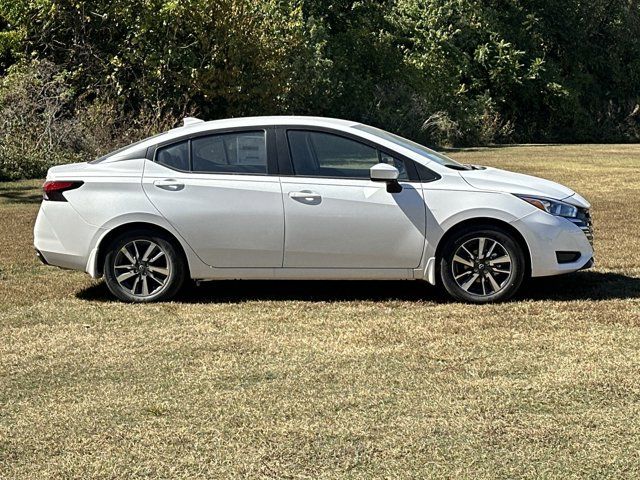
<box><xmin>34</xmin><ymin>116</ymin><xmax>594</xmax><ymax>303</ymax></box>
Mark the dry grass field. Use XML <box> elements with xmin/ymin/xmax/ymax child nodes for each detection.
<box><xmin>1</xmin><ymin>144</ymin><xmax>639</xmax><ymax>479</ymax></box>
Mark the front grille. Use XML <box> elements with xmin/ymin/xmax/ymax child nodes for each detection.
<box><xmin>569</xmin><ymin>207</ymin><xmax>593</xmax><ymax>246</ymax></box>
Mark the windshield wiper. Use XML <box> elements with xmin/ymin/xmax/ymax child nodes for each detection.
<box><xmin>444</xmin><ymin>163</ymin><xmax>486</xmax><ymax>171</ymax></box>
<box><xmin>444</xmin><ymin>164</ymin><xmax>473</xmax><ymax>171</ymax></box>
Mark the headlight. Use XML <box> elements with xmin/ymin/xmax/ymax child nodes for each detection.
<box><xmin>514</xmin><ymin>194</ymin><xmax>578</xmax><ymax>218</ymax></box>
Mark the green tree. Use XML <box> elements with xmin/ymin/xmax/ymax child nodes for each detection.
<box><xmin>0</xmin><ymin>0</ymin><xmax>638</xmax><ymax>179</ymax></box>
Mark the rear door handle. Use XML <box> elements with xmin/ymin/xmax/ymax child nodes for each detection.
<box><xmin>289</xmin><ymin>190</ymin><xmax>321</xmax><ymax>201</ymax></box>
<box><xmin>153</xmin><ymin>179</ymin><xmax>185</xmax><ymax>191</ymax></box>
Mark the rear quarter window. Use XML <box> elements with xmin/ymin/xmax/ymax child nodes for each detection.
<box><xmin>156</xmin><ymin>141</ymin><xmax>189</xmax><ymax>171</ymax></box>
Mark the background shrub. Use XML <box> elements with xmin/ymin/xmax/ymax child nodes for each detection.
<box><xmin>0</xmin><ymin>60</ymin><xmax>79</xmax><ymax>180</ymax></box>
<box><xmin>0</xmin><ymin>0</ymin><xmax>638</xmax><ymax>179</ymax></box>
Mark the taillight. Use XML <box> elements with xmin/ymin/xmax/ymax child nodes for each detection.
<box><xmin>42</xmin><ymin>181</ymin><xmax>84</xmax><ymax>201</ymax></box>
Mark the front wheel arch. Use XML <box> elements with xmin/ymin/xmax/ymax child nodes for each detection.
<box><xmin>434</xmin><ymin>218</ymin><xmax>532</xmax><ymax>283</ymax></box>
<box><xmin>95</xmin><ymin>222</ymin><xmax>190</xmax><ymax>278</ymax></box>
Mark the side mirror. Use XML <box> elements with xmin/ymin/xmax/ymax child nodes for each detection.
<box><xmin>370</xmin><ymin>163</ymin><xmax>402</xmax><ymax>193</ymax></box>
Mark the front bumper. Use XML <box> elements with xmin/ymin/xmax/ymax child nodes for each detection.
<box><xmin>580</xmin><ymin>257</ymin><xmax>595</xmax><ymax>270</ymax></box>
<box><xmin>512</xmin><ymin>208</ymin><xmax>594</xmax><ymax>277</ymax></box>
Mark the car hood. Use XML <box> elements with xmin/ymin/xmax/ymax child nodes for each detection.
<box><xmin>458</xmin><ymin>166</ymin><xmax>590</xmax><ymax>208</ymax></box>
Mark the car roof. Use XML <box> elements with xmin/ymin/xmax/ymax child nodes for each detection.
<box><xmin>192</xmin><ymin>115</ymin><xmax>357</xmax><ymax>129</ymax></box>
<box><xmin>97</xmin><ymin>116</ymin><xmax>360</xmax><ymax>163</ymax></box>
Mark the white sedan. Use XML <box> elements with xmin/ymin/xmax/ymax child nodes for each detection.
<box><xmin>34</xmin><ymin>116</ymin><xmax>594</xmax><ymax>303</ymax></box>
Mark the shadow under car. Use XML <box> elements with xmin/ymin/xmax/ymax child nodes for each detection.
<box><xmin>76</xmin><ymin>271</ymin><xmax>640</xmax><ymax>304</ymax></box>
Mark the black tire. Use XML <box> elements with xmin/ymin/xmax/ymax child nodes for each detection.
<box><xmin>103</xmin><ymin>229</ymin><xmax>186</xmax><ymax>302</ymax></box>
<box><xmin>439</xmin><ymin>226</ymin><xmax>526</xmax><ymax>303</ymax></box>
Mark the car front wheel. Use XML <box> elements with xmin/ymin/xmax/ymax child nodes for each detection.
<box><xmin>103</xmin><ymin>230</ymin><xmax>186</xmax><ymax>302</ymax></box>
<box><xmin>440</xmin><ymin>226</ymin><xmax>526</xmax><ymax>303</ymax></box>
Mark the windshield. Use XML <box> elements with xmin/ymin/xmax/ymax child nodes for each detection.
<box><xmin>352</xmin><ymin>124</ymin><xmax>466</xmax><ymax>168</ymax></box>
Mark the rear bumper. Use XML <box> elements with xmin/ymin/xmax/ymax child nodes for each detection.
<box><xmin>35</xmin><ymin>248</ymin><xmax>49</xmax><ymax>266</ymax></box>
<box><xmin>33</xmin><ymin>202</ymin><xmax>104</xmax><ymax>272</ymax></box>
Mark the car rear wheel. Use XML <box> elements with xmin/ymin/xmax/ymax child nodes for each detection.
<box><xmin>439</xmin><ymin>226</ymin><xmax>526</xmax><ymax>303</ymax></box>
<box><xmin>103</xmin><ymin>231</ymin><xmax>186</xmax><ymax>302</ymax></box>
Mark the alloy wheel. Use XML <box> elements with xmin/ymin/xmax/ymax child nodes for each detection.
<box><xmin>113</xmin><ymin>239</ymin><xmax>172</xmax><ymax>298</ymax></box>
<box><xmin>451</xmin><ymin>236</ymin><xmax>513</xmax><ymax>297</ymax></box>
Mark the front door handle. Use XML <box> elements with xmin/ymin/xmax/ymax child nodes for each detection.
<box><xmin>289</xmin><ymin>190</ymin><xmax>322</xmax><ymax>202</ymax></box>
<box><xmin>153</xmin><ymin>179</ymin><xmax>185</xmax><ymax>191</ymax></box>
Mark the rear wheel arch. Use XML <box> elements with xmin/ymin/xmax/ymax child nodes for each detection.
<box><xmin>96</xmin><ymin>222</ymin><xmax>191</xmax><ymax>278</ymax></box>
<box><xmin>435</xmin><ymin>218</ymin><xmax>532</xmax><ymax>280</ymax></box>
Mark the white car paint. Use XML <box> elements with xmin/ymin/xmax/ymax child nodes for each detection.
<box><xmin>459</xmin><ymin>166</ymin><xmax>575</xmax><ymax>200</ymax></box>
<box><xmin>34</xmin><ymin>116</ymin><xmax>594</xmax><ymax>291</ymax></box>
<box><xmin>280</xmin><ymin>176</ymin><xmax>426</xmax><ymax>268</ymax></box>
<box><xmin>142</xmin><ymin>160</ymin><xmax>285</xmax><ymax>268</ymax></box>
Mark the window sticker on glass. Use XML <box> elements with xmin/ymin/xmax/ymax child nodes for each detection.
<box><xmin>236</xmin><ymin>135</ymin><xmax>266</xmax><ymax>165</ymax></box>
<box><xmin>191</xmin><ymin>131</ymin><xmax>267</xmax><ymax>174</ymax></box>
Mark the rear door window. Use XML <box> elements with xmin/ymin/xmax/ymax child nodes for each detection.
<box><xmin>191</xmin><ymin>131</ymin><xmax>267</xmax><ymax>174</ymax></box>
